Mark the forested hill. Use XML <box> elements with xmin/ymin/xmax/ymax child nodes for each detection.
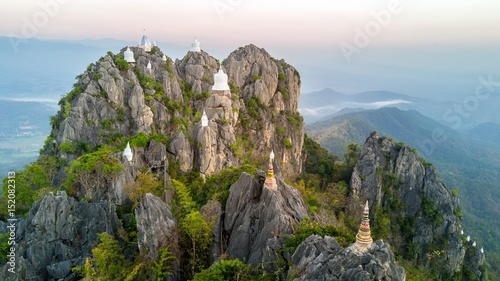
<box><xmin>307</xmin><ymin>107</ymin><xmax>500</xmax><ymax>276</ymax></box>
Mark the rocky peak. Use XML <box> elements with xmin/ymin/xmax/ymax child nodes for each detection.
<box><xmin>44</xmin><ymin>43</ymin><xmax>304</xmax><ymax>183</ymax></box>
<box><xmin>224</xmin><ymin>171</ymin><xmax>308</xmax><ymax>267</ymax></box>
<box><xmin>348</xmin><ymin>131</ymin><xmax>479</xmax><ymax>277</ymax></box>
<box><xmin>0</xmin><ymin>192</ymin><xmax>120</xmax><ymax>280</ymax></box>
<box><xmin>289</xmin><ymin>235</ymin><xmax>406</xmax><ymax>281</ymax></box>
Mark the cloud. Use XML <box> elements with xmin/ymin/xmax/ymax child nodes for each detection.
<box><xmin>299</xmin><ymin>99</ymin><xmax>412</xmax><ymax>116</ymax></box>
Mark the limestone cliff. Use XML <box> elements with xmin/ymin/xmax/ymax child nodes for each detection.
<box><xmin>223</xmin><ymin>171</ymin><xmax>308</xmax><ymax>268</ymax></box>
<box><xmin>46</xmin><ymin>44</ymin><xmax>304</xmax><ymax>192</ymax></box>
<box><xmin>348</xmin><ymin>132</ymin><xmax>484</xmax><ymax>279</ymax></box>
<box><xmin>0</xmin><ymin>192</ymin><xmax>120</xmax><ymax>281</ymax></box>
<box><xmin>289</xmin><ymin>235</ymin><xmax>405</xmax><ymax>281</ymax></box>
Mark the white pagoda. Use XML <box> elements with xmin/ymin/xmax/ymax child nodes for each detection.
<box><xmin>123</xmin><ymin>142</ymin><xmax>133</xmax><ymax>162</ymax></box>
<box><xmin>139</xmin><ymin>30</ymin><xmax>152</xmax><ymax>51</ymax></box>
<box><xmin>190</xmin><ymin>37</ymin><xmax>201</xmax><ymax>52</ymax></box>
<box><xmin>124</xmin><ymin>47</ymin><xmax>135</xmax><ymax>63</ymax></box>
<box><xmin>212</xmin><ymin>68</ymin><xmax>230</xmax><ymax>91</ymax></box>
<box><xmin>201</xmin><ymin>110</ymin><xmax>209</xmax><ymax>127</ymax></box>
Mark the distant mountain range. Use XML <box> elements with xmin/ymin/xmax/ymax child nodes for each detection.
<box><xmin>299</xmin><ymin>88</ymin><xmax>500</xmax><ymax>130</ymax></box>
<box><xmin>306</xmin><ymin>107</ymin><xmax>500</xmax><ymax>270</ymax></box>
<box><xmin>468</xmin><ymin>122</ymin><xmax>500</xmax><ymax>145</ymax></box>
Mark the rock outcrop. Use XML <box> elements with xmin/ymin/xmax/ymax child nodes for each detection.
<box><xmin>135</xmin><ymin>193</ymin><xmax>176</xmax><ymax>260</ymax></box>
<box><xmin>289</xmin><ymin>235</ymin><xmax>406</xmax><ymax>281</ymax></box>
<box><xmin>224</xmin><ymin>171</ymin><xmax>308</xmax><ymax>267</ymax></box>
<box><xmin>0</xmin><ymin>191</ymin><xmax>120</xmax><ymax>281</ymax></box>
<box><xmin>46</xmin><ymin>44</ymin><xmax>304</xmax><ymax>187</ymax></box>
<box><xmin>348</xmin><ymin>132</ymin><xmax>473</xmax><ymax>277</ymax></box>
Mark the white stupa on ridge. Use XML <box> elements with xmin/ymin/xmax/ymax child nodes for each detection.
<box><xmin>190</xmin><ymin>37</ymin><xmax>201</xmax><ymax>52</ymax></box>
<box><xmin>201</xmin><ymin>110</ymin><xmax>208</xmax><ymax>127</ymax></box>
<box><xmin>212</xmin><ymin>67</ymin><xmax>230</xmax><ymax>91</ymax></box>
<box><xmin>139</xmin><ymin>30</ymin><xmax>152</xmax><ymax>52</ymax></box>
<box><xmin>472</xmin><ymin>241</ymin><xmax>476</xmax><ymax>247</ymax></box>
<box><xmin>162</xmin><ymin>54</ymin><xmax>167</xmax><ymax>62</ymax></box>
<box><xmin>124</xmin><ymin>47</ymin><xmax>135</xmax><ymax>63</ymax></box>
<box><xmin>480</xmin><ymin>247</ymin><xmax>484</xmax><ymax>254</ymax></box>
<box><xmin>466</xmin><ymin>235</ymin><xmax>471</xmax><ymax>242</ymax></box>
<box><xmin>123</xmin><ymin>142</ymin><xmax>133</xmax><ymax>162</ymax></box>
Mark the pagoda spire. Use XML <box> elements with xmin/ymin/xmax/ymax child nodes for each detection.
<box><xmin>355</xmin><ymin>200</ymin><xmax>373</xmax><ymax>251</ymax></box>
<box><xmin>264</xmin><ymin>150</ymin><xmax>277</xmax><ymax>190</ymax></box>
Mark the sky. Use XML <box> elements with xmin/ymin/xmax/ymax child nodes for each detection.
<box><xmin>1</xmin><ymin>1</ymin><xmax>500</xmax><ymax>98</ymax></box>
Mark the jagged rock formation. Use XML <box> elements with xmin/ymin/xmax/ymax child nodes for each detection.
<box><xmin>0</xmin><ymin>192</ymin><xmax>120</xmax><ymax>281</ymax></box>
<box><xmin>289</xmin><ymin>235</ymin><xmax>406</xmax><ymax>281</ymax></box>
<box><xmin>462</xmin><ymin>241</ymin><xmax>486</xmax><ymax>280</ymax></box>
<box><xmin>135</xmin><ymin>193</ymin><xmax>176</xmax><ymax>259</ymax></box>
<box><xmin>4</xmin><ymin>43</ymin><xmax>306</xmax><ymax>280</ymax></box>
<box><xmin>46</xmin><ymin>44</ymin><xmax>304</xmax><ymax>186</ymax></box>
<box><xmin>224</xmin><ymin>171</ymin><xmax>308</xmax><ymax>267</ymax></box>
<box><xmin>135</xmin><ymin>193</ymin><xmax>180</xmax><ymax>280</ymax></box>
<box><xmin>348</xmin><ymin>132</ymin><xmax>477</xmax><ymax>277</ymax></box>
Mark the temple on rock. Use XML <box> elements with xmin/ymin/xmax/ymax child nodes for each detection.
<box><xmin>355</xmin><ymin>201</ymin><xmax>373</xmax><ymax>251</ymax></box>
<box><xmin>124</xmin><ymin>47</ymin><xmax>135</xmax><ymax>63</ymax></box>
<box><xmin>139</xmin><ymin>30</ymin><xmax>152</xmax><ymax>51</ymax></box>
<box><xmin>190</xmin><ymin>37</ymin><xmax>201</xmax><ymax>52</ymax></box>
<box><xmin>212</xmin><ymin>67</ymin><xmax>230</xmax><ymax>91</ymax></box>
<box><xmin>264</xmin><ymin>150</ymin><xmax>277</xmax><ymax>190</ymax></box>
<box><xmin>123</xmin><ymin>142</ymin><xmax>133</xmax><ymax>161</ymax></box>
<box><xmin>201</xmin><ymin>110</ymin><xmax>208</xmax><ymax>127</ymax></box>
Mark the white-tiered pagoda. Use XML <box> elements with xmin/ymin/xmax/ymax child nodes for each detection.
<box><xmin>201</xmin><ymin>110</ymin><xmax>209</xmax><ymax>127</ymax></box>
<box><xmin>190</xmin><ymin>37</ymin><xmax>201</xmax><ymax>52</ymax></box>
<box><xmin>124</xmin><ymin>47</ymin><xmax>135</xmax><ymax>63</ymax></box>
<box><xmin>212</xmin><ymin>68</ymin><xmax>230</xmax><ymax>91</ymax></box>
<box><xmin>123</xmin><ymin>142</ymin><xmax>133</xmax><ymax>162</ymax></box>
<box><xmin>139</xmin><ymin>30</ymin><xmax>152</xmax><ymax>51</ymax></box>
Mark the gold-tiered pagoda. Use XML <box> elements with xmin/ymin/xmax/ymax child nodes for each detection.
<box><xmin>355</xmin><ymin>200</ymin><xmax>373</xmax><ymax>251</ymax></box>
<box><xmin>264</xmin><ymin>150</ymin><xmax>277</xmax><ymax>190</ymax></box>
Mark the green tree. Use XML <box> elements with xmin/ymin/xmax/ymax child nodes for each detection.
<box><xmin>2</xmin><ymin>164</ymin><xmax>52</xmax><ymax>214</ymax></box>
<box><xmin>65</xmin><ymin>146</ymin><xmax>124</xmax><ymax>199</ymax></box>
<box><xmin>192</xmin><ymin>259</ymin><xmax>273</xmax><ymax>281</ymax></box>
<box><xmin>92</xmin><ymin>232</ymin><xmax>126</xmax><ymax>280</ymax></box>
<box><xmin>172</xmin><ymin>179</ymin><xmax>196</xmax><ymax>214</ymax></box>
<box><xmin>125</xmin><ymin>173</ymin><xmax>163</xmax><ymax>206</ymax></box>
<box><xmin>153</xmin><ymin>246</ymin><xmax>176</xmax><ymax>280</ymax></box>
<box><xmin>344</xmin><ymin>143</ymin><xmax>361</xmax><ymax>167</ymax></box>
<box><xmin>0</xmin><ymin>233</ymin><xmax>10</xmax><ymax>263</ymax></box>
<box><xmin>180</xmin><ymin>211</ymin><xmax>213</xmax><ymax>278</ymax></box>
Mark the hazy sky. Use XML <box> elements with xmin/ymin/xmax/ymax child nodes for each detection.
<box><xmin>3</xmin><ymin>1</ymin><xmax>500</xmax><ymax>47</ymax></box>
<box><xmin>2</xmin><ymin>1</ymin><xmax>500</xmax><ymax>97</ymax></box>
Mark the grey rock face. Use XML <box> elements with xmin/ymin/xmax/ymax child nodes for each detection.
<box><xmin>167</xmin><ymin>131</ymin><xmax>193</xmax><ymax>172</ymax></box>
<box><xmin>47</xmin><ymin>44</ymin><xmax>305</xmax><ymax>182</ymax></box>
<box><xmin>224</xmin><ymin>172</ymin><xmax>308</xmax><ymax>266</ymax></box>
<box><xmin>144</xmin><ymin>139</ymin><xmax>168</xmax><ymax>169</ymax></box>
<box><xmin>0</xmin><ymin>191</ymin><xmax>120</xmax><ymax>281</ymax></box>
<box><xmin>224</xmin><ymin>44</ymin><xmax>304</xmax><ymax>179</ymax></box>
<box><xmin>290</xmin><ymin>235</ymin><xmax>406</xmax><ymax>281</ymax></box>
<box><xmin>135</xmin><ymin>193</ymin><xmax>177</xmax><ymax>260</ymax></box>
<box><xmin>349</xmin><ymin>132</ymin><xmax>467</xmax><ymax>276</ymax></box>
